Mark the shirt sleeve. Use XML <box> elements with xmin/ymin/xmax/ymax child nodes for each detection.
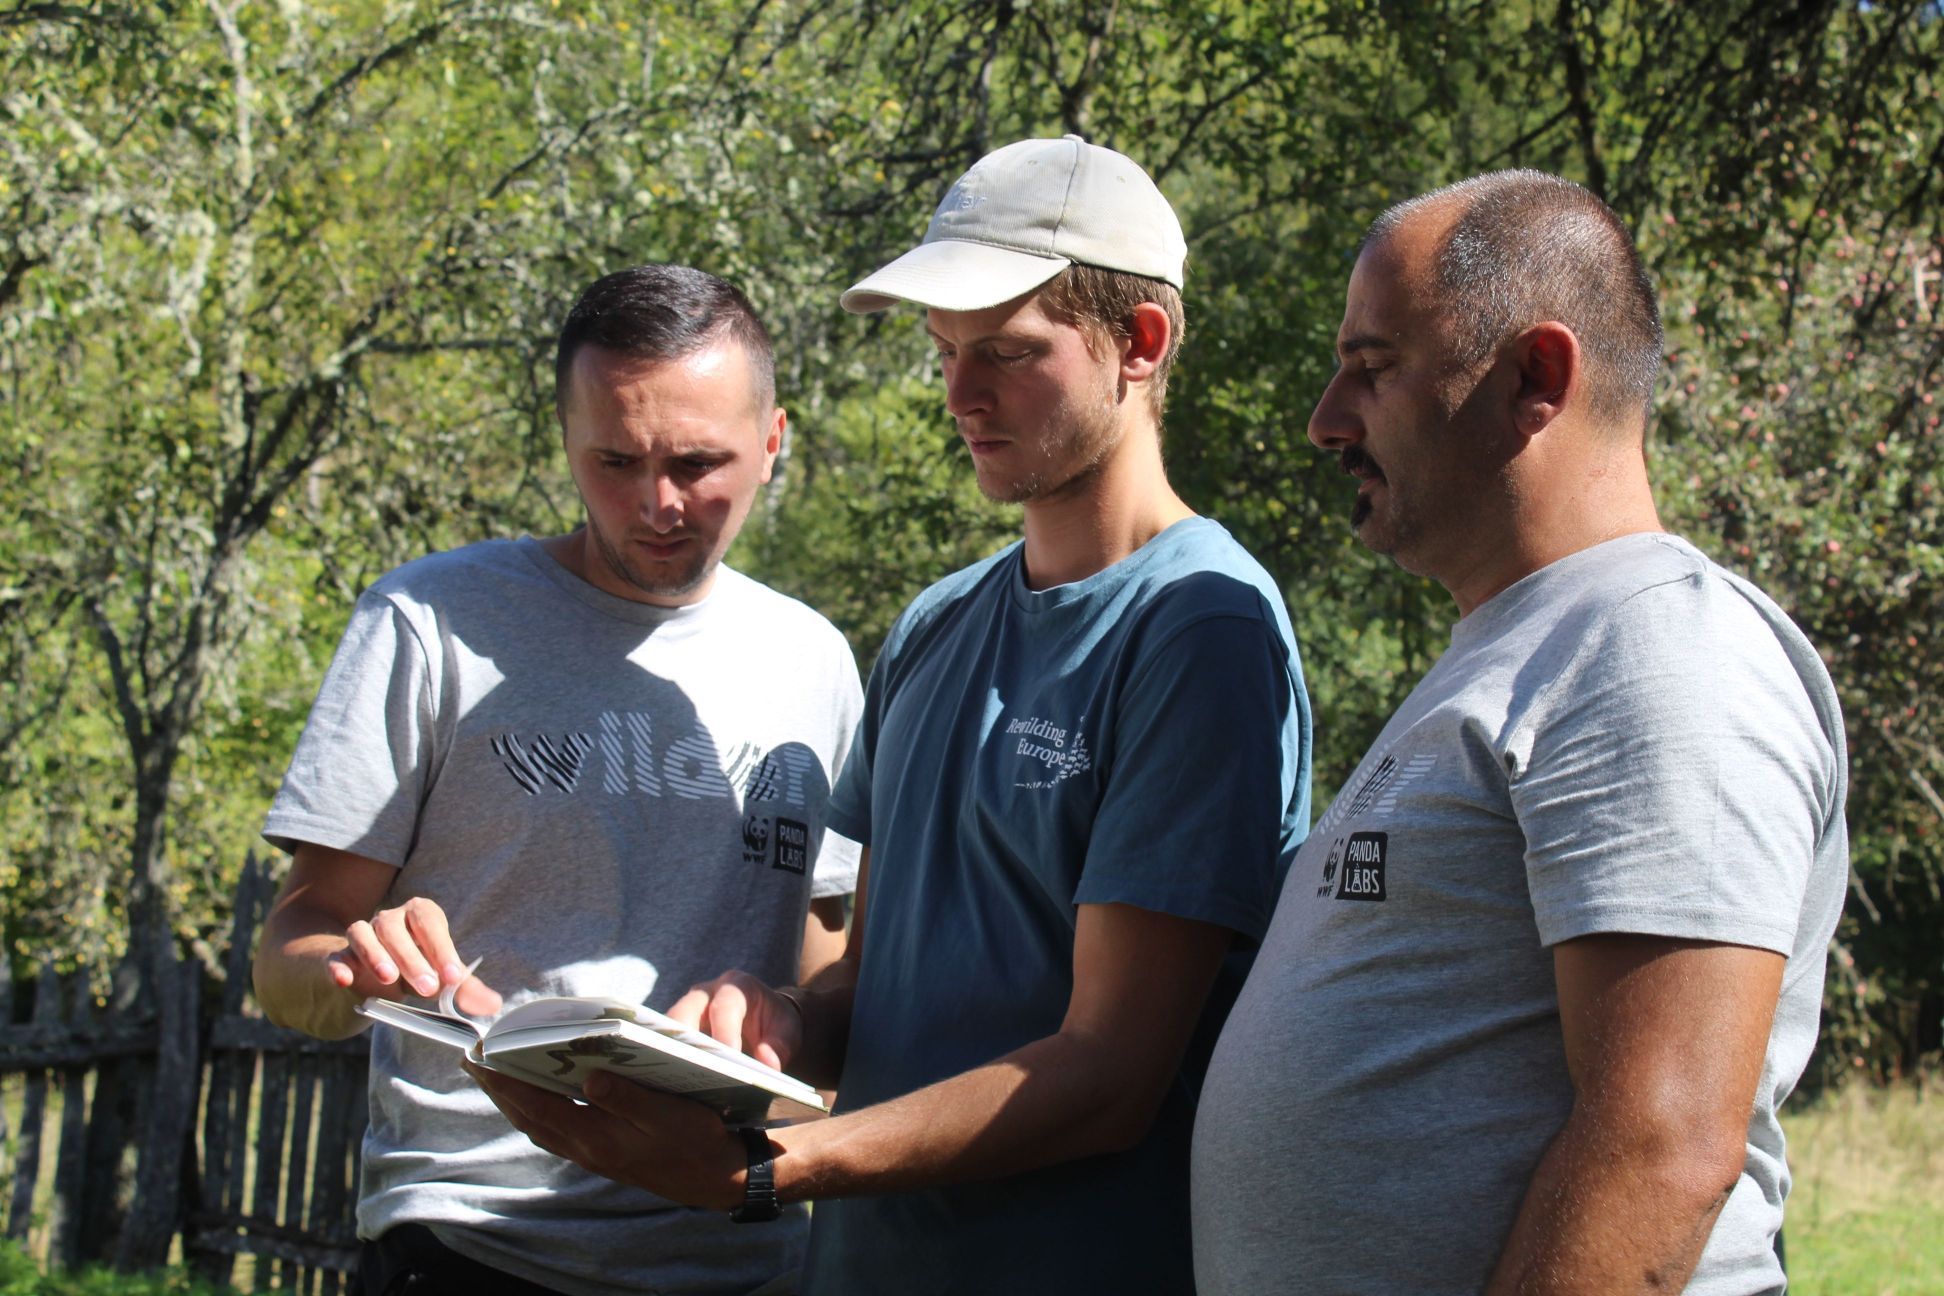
<box><xmin>810</xmin><ymin>622</ymin><xmax>868</xmax><ymax>899</ymax></box>
<box><xmin>260</xmin><ymin>589</ymin><xmax>436</xmax><ymax>866</ymax></box>
<box><xmin>824</xmin><ymin>629</ymin><xmax>889</xmax><ymax>850</ymax></box>
<box><xmin>1515</xmin><ymin>575</ymin><xmax>1835</xmax><ymax>954</ymax></box>
<box><xmin>1072</xmin><ymin>613</ymin><xmax>1301</xmax><ymax>944</ymax></box>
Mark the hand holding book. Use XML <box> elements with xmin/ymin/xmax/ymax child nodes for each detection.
<box><xmin>331</xmin><ymin>892</ymin><xmax>501</xmax><ymax>1018</ymax></box>
<box><xmin>357</xmin><ymin>974</ymin><xmax>827</xmax><ymax>1125</ymax></box>
<box><xmin>667</xmin><ymin>970</ymin><xmax>804</xmax><ymax>1072</ymax></box>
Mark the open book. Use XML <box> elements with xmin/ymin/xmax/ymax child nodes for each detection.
<box><xmin>356</xmin><ymin>988</ymin><xmax>826</xmax><ymax>1125</ymax></box>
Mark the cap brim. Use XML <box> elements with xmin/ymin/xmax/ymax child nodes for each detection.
<box><xmin>840</xmin><ymin>239</ymin><xmax>1070</xmax><ymax>314</ymax></box>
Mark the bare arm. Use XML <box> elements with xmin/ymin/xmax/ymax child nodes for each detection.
<box><xmin>798</xmin><ymin>895</ymin><xmax>850</xmax><ymax>984</ymax></box>
<box><xmin>1485</xmin><ymin>934</ymin><xmax>1784</xmax><ymax>1294</ymax></box>
<box><xmin>773</xmin><ymin>900</ymin><xmax>1229</xmax><ymax>1197</ymax></box>
<box><xmin>252</xmin><ymin>842</ymin><xmax>499</xmax><ymax>1039</ymax></box>
<box><xmin>472</xmin><ymin>896</ymin><xmax>1233</xmax><ymax>1209</ymax></box>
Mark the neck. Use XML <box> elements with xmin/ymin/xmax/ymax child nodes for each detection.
<box><xmin>1019</xmin><ymin>420</ymin><xmax>1194</xmax><ymax>590</ymax></box>
<box><xmin>1440</xmin><ymin>436</ymin><xmax>1663</xmax><ymax>617</ymax></box>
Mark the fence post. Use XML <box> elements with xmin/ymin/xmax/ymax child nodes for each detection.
<box><xmin>5</xmin><ymin>963</ymin><xmax>58</xmax><ymax>1243</ymax></box>
<box><xmin>190</xmin><ymin>851</ymin><xmax>269</xmax><ymax>1284</ymax></box>
<box><xmin>6</xmin><ymin>959</ymin><xmax>59</xmax><ymax>1243</ymax></box>
<box><xmin>79</xmin><ymin>963</ymin><xmax>138</xmax><ymax>1263</ymax></box>
<box><xmin>48</xmin><ymin>971</ymin><xmax>89</xmax><ymax>1269</ymax></box>
<box><xmin>114</xmin><ymin>952</ymin><xmax>203</xmax><ymax>1269</ymax></box>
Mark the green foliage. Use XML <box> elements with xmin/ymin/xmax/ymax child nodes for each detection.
<box><xmin>0</xmin><ymin>0</ymin><xmax>1939</xmax><ymax>1073</ymax></box>
<box><xmin>0</xmin><ymin>1242</ymin><xmax>235</xmax><ymax>1295</ymax></box>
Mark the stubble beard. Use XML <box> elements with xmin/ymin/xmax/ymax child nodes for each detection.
<box><xmin>587</xmin><ymin>515</ymin><xmax>714</xmax><ymax>601</ymax></box>
<box><xmin>975</xmin><ymin>379</ymin><xmax>1123</xmax><ymax>506</ymax></box>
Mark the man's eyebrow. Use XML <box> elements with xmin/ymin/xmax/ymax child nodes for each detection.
<box><xmin>1336</xmin><ymin>333</ymin><xmax>1394</xmax><ymax>358</ymax></box>
<box><xmin>923</xmin><ymin>324</ymin><xmax>1032</xmax><ymax>348</ymax></box>
<box><xmin>584</xmin><ymin>442</ymin><xmax>732</xmax><ymax>458</ymax></box>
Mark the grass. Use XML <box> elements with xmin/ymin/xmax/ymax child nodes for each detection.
<box><xmin>0</xmin><ymin>1069</ymin><xmax>1937</xmax><ymax>1291</ymax></box>
<box><xmin>1782</xmin><ymin>1077</ymin><xmax>1944</xmax><ymax>1294</ymax></box>
<box><xmin>0</xmin><ymin>1240</ymin><xmax>237</xmax><ymax>1294</ymax></box>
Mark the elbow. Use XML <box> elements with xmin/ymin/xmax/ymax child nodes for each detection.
<box><xmin>1046</xmin><ymin>1027</ymin><xmax>1186</xmax><ymax>1158</ymax></box>
<box><xmin>1080</xmin><ymin>1103</ymin><xmax>1150</xmax><ymax>1158</ymax></box>
<box><xmin>251</xmin><ymin>942</ymin><xmax>361</xmax><ymax>1041</ymax></box>
<box><xmin>1071</xmin><ymin>1074</ymin><xmax>1171</xmax><ymax>1158</ymax></box>
<box><xmin>1582</xmin><ymin>1089</ymin><xmax>1750</xmax><ymax>1214</ymax></box>
<box><xmin>1669</xmin><ymin>1120</ymin><xmax>1750</xmax><ymax>1211</ymax></box>
<box><xmin>250</xmin><ymin>948</ymin><xmax>285</xmax><ymax>1026</ymax></box>
<box><xmin>251</xmin><ymin>952</ymin><xmax>303</xmax><ymax>1034</ymax></box>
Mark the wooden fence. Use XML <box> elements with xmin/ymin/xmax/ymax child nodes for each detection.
<box><xmin>0</xmin><ymin>855</ymin><xmax>368</xmax><ymax>1290</ymax></box>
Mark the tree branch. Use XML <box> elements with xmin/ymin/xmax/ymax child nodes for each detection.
<box><xmin>1555</xmin><ymin>0</ymin><xmax>1608</xmax><ymax>197</ymax></box>
<box><xmin>84</xmin><ymin>601</ymin><xmax>148</xmax><ymax>760</ymax></box>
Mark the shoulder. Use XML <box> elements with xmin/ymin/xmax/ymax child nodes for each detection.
<box><xmin>1543</xmin><ymin>534</ymin><xmax>1824</xmax><ymax>679</ymax></box>
<box><xmin>711</xmin><ymin>566</ymin><xmax>856</xmax><ymax>661</ymax></box>
<box><xmin>1106</xmin><ymin>519</ymin><xmax>1299</xmax><ymax>673</ymax></box>
<box><xmin>878</xmin><ymin>542</ymin><xmax>1022</xmax><ymax>660</ymax></box>
<box><xmin>1506</xmin><ymin>534</ymin><xmax>1843</xmax><ymax>776</ymax></box>
<box><xmin>1478</xmin><ymin>534</ymin><xmax>1781</xmax><ymax>670</ymax></box>
<box><xmin>363</xmin><ymin>537</ymin><xmax>543</xmax><ymax>610</ymax></box>
<box><xmin>1130</xmin><ymin>517</ymin><xmax>1290</xmax><ymax>619</ymax></box>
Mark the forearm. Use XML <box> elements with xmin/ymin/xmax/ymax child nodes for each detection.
<box><xmin>1486</xmin><ymin>1104</ymin><xmax>1742</xmax><ymax>1294</ymax></box>
<box><xmin>477</xmin><ymin>902</ymin><xmax>1228</xmax><ymax>1213</ymax></box>
<box><xmin>770</xmin><ymin>1025</ymin><xmax>1155</xmax><ymax>1203</ymax></box>
<box><xmin>253</xmin><ymin>909</ymin><xmax>368</xmax><ymax>1040</ymax></box>
<box><xmin>781</xmin><ymin>954</ymin><xmax>858</xmax><ymax>1088</ymax></box>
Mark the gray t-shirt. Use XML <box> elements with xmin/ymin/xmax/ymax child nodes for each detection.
<box><xmin>264</xmin><ymin>537</ymin><xmax>863</xmax><ymax>1296</ymax></box>
<box><xmin>1192</xmin><ymin>533</ymin><xmax>1847</xmax><ymax>1296</ymax></box>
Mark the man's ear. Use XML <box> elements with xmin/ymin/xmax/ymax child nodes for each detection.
<box><xmin>1509</xmin><ymin>321</ymin><xmax>1579</xmax><ymax>438</ymax></box>
<box><xmin>759</xmin><ymin>406</ymin><xmax>786</xmax><ymax>483</ymax></box>
<box><xmin>1119</xmin><ymin>301</ymin><xmax>1172</xmax><ymax>385</ymax></box>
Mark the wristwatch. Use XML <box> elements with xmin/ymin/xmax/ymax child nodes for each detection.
<box><xmin>730</xmin><ymin>1126</ymin><xmax>780</xmax><ymax>1223</ymax></box>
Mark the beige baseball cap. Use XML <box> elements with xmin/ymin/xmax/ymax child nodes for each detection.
<box><xmin>840</xmin><ymin>135</ymin><xmax>1187</xmax><ymax>314</ymax></box>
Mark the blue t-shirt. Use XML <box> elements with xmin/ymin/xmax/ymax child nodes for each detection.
<box><xmin>804</xmin><ymin>516</ymin><xmax>1311</xmax><ymax>1296</ymax></box>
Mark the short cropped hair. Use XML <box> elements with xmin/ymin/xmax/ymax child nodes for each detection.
<box><xmin>1036</xmin><ymin>263</ymin><xmax>1186</xmax><ymax>423</ymax></box>
<box><xmin>1366</xmin><ymin>170</ymin><xmax>1663</xmax><ymax>428</ymax></box>
<box><xmin>554</xmin><ymin>264</ymin><xmax>776</xmax><ymax>414</ymax></box>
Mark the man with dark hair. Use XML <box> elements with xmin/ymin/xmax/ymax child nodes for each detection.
<box><xmin>1193</xmin><ymin>170</ymin><xmax>1848</xmax><ymax>1294</ymax></box>
<box><xmin>254</xmin><ymin>263</ymin><xmax>864</xmax><ymax>1295</ymax></box>
<box><xmin>473</xmin><ymin>136</ymin><xmax>1311</xmax><ymax>1295</ymax></box>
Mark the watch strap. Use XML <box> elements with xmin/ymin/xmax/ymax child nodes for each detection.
<box><xmin>729</xmin><ymin>1126</ymin><xmax>780</xmax><ymax>1223</ymax></box>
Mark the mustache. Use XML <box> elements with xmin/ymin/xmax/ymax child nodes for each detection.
<box><xmin>1339</xmin><ymin>446</ymin><xmax>1382</xmax><ymax>480</ymax></box>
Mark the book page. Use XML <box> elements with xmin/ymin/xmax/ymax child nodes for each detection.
<box><xmin>357</xmin><ymin>998</ymin><xmax>484</xmax><ymax>1051</ymax></box>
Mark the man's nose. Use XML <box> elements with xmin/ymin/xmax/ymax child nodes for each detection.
<box><xmin>1307</xmin><ymin>370</ymin><xmax>1361</xmax><ymax>451</ymax></box>
<box><xmin>642</xmin><ymin>473</ymin><xmax>683</xmax><ymax>530</ymax></box>
<box><xmin>942</xmin><ymin>360</ymin><xmax>990</xmax><ymax>420</ymax></box>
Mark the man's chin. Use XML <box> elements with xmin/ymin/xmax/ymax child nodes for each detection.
<box><xmin>626</xmin><ymin>565</ymin><xmax>713</xmax><ymax>602</ymax></box>
<box><xmin>1349</xmin><ymin>511</ymin><xmax>1399</xmax><ymax>558</ymax></box>
<box><xmin>597</xmin><ymin>542</ymin><xmax>716</xmax><ymax>604</ymax></box>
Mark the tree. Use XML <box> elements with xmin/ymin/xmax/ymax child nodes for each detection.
<box><xmin>2</xmin><ymin>10</ymin><xmax>1940</xmax><ymax>1250</ymax></box>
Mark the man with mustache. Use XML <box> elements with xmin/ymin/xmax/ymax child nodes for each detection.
<box><xmin>255</xmin><ymin>264</ymin><xmax>864</xmax><ymax>1294</ymax></box>
<box><xmin>1192</xmin><ymin>171</ymin><xmax>1848</xmax><ymax>1294</ymax></box>
<box><xmin>474</xmin><ymin>136</ymin><xmax>1312</xmax><ymax>1294</ymax></box>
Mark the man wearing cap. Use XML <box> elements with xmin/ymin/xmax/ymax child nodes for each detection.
<box><xmin>472</xmin><ymin>136</ymin><xmax>1312</xmax><ymax>1294</ymax></box>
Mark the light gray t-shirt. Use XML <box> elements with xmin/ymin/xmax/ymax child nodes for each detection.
<box><xmin>1192</xmin><ymin>533</ymin><xmax>1847</xmax><ymax>1296</ymax></box>
<box><xmin>264</xmin><ymin>537</ymin><xmax>863</xmax><ymax>1296</ymax></box>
